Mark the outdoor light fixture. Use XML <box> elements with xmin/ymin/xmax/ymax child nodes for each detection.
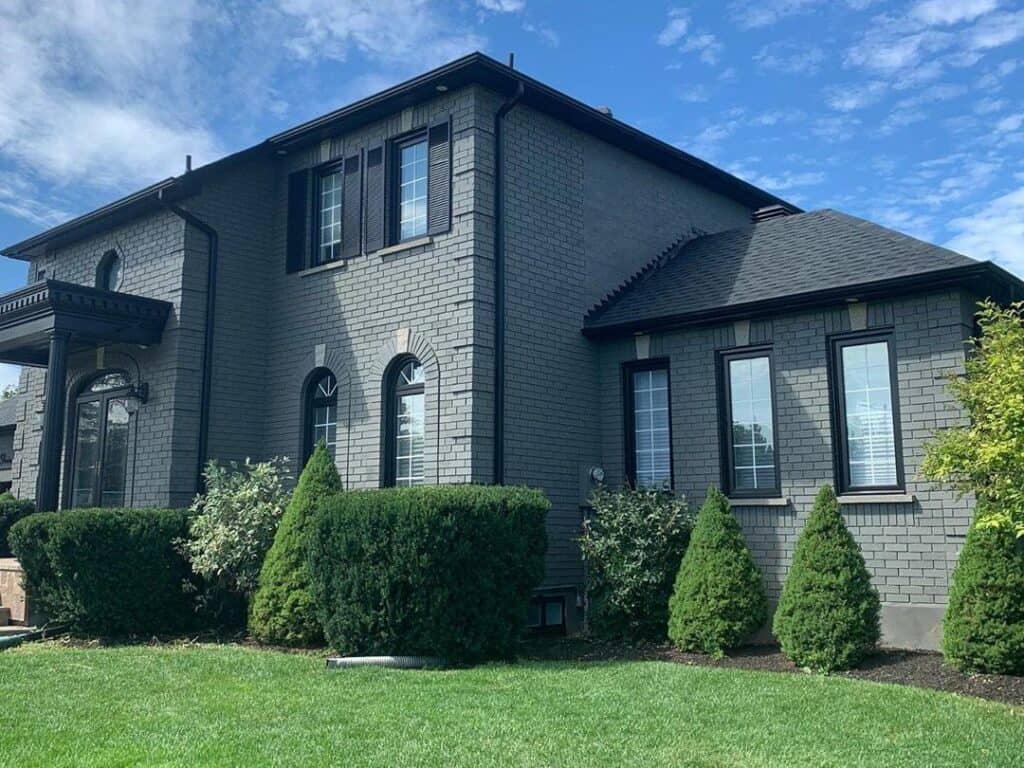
<box><xmin>589</xmin><ymin>466</ymin><xmax>605</xmax><ymax>484</ymax></box>
<box><xmin>124</xmin><ymin>382</ymin><xmax>149</xmax><ymax>414</ymax></box>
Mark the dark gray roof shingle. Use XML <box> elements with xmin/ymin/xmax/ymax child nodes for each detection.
<box><xmin>585</xmin><ymin>209</ymin><xmax>983</xmax><ymax>333</ymax></box>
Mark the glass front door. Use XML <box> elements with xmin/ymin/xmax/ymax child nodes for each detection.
<box><xmin>70</xmin><ymin>373</ymin><xmax>131</xmax><ymax>508</ymax></box>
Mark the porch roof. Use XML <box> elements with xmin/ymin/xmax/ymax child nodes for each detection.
<box><xmin>0</xmin><ymin>280</ymin><xmax>172</xmax><ymax>366</ymax></box>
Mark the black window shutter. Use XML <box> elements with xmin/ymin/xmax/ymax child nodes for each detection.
<box><xmin>286</xmin><ymin>169</ymin><xmax>310</xmax><ymax>273</ymax></box>
<box><xmin>364</xmin><ymin>143</ymin><xmax>385</xmax><ymax>253</ymax></box>
<box><xmin>427</xmin><ymin>116</ymin><xmax>451</xmax><ymax>236</ymax></box>
<box><xmin>342</xmin><ymin>152</ymin><xmax>362</xmax><ymax>259</ymax></box>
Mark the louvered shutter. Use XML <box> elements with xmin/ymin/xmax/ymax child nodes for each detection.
<box><xmin>341</xmin><ymin>152</ymin><xmax>362</xmax><ymax>259</ymax></box>
<box><xmin>426</xmin><ymin>116</ymin><xmax>451</xmax><ymax>236</ymax></box>
<box><xmin>363</xmin><ymin>143</ymin><xmax>385</xmax><ymax>253</ymax></box>
<box><xmin>286</xmin><ymin>169</ymin><xmax>310</xmax><ymax>272</ymax></box>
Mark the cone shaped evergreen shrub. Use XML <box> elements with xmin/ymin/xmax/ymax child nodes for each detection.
<box><xmin>668</xmin><ymin>487</ymin><xmax>767</xmax><ymax>656</ymax></box>
<box><xmin>943</xmin><ymin>506</ymin><xmax>1024</xmax><ymax>674</ymax></box>
<box><xmin>773</xmin><ymin>485</ymin><xmax>880</xmax><ymax>672</ymax></box>
<box><xmin>249</xmin><ymin>442</ymin><xmax>341</xmax><ymax>646</ymax></box>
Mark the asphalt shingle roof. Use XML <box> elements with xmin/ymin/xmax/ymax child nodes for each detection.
<box><xmin>585</xmin><ymin>209</ymin><xmax>980</xmax><ymax>333</ymax></box>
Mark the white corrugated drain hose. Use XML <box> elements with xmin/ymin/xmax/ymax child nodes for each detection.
<box><xmin>325</xmin><ymin>656</ymin><xmax>444</xmax><ymax>670</ymax></box>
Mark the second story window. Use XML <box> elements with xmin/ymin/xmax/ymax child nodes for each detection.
<box><xmin>96</xmin><ymin>250</ymin><xmax>122</xmax><ymax>291</ymax></box>
<box><xmin>317</xmin><ymin>164</ymin><xmax>343</xmax><ymax>265</ymax></box>
<box><xmin>396</xmin><ymin>136</ymin><xmax>428</xmax><ymax>241</ymax></box>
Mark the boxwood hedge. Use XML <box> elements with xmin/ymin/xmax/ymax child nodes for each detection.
<box><xmin>309</xmin><ymin>485</ymin><xmax>548</xmax><ymax>664</ymax></box>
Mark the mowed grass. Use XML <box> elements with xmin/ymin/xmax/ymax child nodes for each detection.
<box><xmin>1</xmin><ymin>644</ymin><xmax>1022</xmax><ymax>768</ymax></box>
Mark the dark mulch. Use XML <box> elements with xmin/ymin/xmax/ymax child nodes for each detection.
<box><xmin>520</xmin><ymin>638</ymin><xmax>1024</xmax><ymax>707</ymax></box>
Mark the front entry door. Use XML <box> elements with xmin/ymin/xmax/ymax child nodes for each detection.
<box><xmin>69</xmin><ymin>372</ymin><xmax>131</xmax><ymax>508</ymax></box>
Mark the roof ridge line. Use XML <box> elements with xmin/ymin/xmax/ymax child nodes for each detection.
<box><xmin>586</xmin><ymin>227</ymin><xmax>706</xmax><ymax>321</ymax></box>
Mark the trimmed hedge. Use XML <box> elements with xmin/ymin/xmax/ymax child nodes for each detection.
<box><xmin>943</xmin><ymin>507</ymin><xmax>1024</xmax><ymax>675</ymax></box>
<box><xmin>249</xmin><ymin>442</ymin><xmax>342</xmax><ymax>646</ymax></box>
<box><xmin>8</xmin><ymin>507</ymin><xmax>200</xmax><ymax>635</ymax></box>
<box><xmin>309</xmin><ymin>485</ymin><xmax>549</xmax><ymax>664</ymax></box>
<box><xmin>668</xmin><ymin>488</ymin><xmax>767</xmax><ymax>656</ymax></box>
<box><xmin>0</xmin><ymin>493</ymin><xmax>34</xmax><ymax>557</ymax></box>
<box><xmin>773</xmin><ymin>485</ymin><xmax>881</xmax><ymax>672</ymax></box>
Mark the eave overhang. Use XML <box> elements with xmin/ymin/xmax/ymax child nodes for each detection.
<box><xmin>0</xmin><ymin>280</ymin><xmax>173</xmax><ymax>366</ymax></box>
<box><xmin>582</xmin><ymin>262</ymin><xmax>1024</xmax><ymax>340</ymax></box>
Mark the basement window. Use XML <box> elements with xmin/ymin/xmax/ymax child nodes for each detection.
<box><xmin>527</xmin><ymin>595</ymin><xmax>566</xmax><ymax>636</ymax></box>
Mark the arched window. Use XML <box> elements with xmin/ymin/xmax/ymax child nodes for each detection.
<box><xmin>304</xmin><ymin>369</ymin><xmax>338</xmax><ymax>466</ymax></box>
<box><xmin>69</xmin><ymin>371</ymin><xmax>131</xmax><ymax>508</ymax></box>
<box><xmin>96</xmin><ymin>250</ymin><xmax>123</xmax><ymax>291</ymax></box>
<box><xmin>382</xmin><ymin>357</ymin><xmax>425</xmax><ymax>487</ymax></box>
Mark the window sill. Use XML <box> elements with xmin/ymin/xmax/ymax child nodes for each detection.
<box><xmin>376</xmin><ymin>236</ymin><xmax>433</xmax><ymax>258</ymax></box>
<box><xmin>299</xmin><ymin>258</ymin><xmax>348</xmax><ymax>277</ymax></box>
<box><xmin>837</xmin><ymin>493</ymin><xmax>916</xmax><ymax>505</ymax></box>
<box><xmin>728</xmin><ymin>497</ymin><xmax>790</xmax><ymax>507</ymax></box>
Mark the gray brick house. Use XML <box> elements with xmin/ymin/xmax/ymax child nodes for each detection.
<box><xmin>0</xmin><ymin>53</ymin><xmax>1019</xmax><ymax>648</ymax></box>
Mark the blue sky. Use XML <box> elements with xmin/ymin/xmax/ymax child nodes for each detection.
<box><xmin>0</xmin><ymin>0</ymin><xmax>1022</xmax><ymax>389</ymax></box>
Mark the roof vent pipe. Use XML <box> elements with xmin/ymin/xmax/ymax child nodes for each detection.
<box><xmin>185</xmin><ymin>154</ymin><xmax>192</xmax><ymax>173</ymax></box>
<box><xmin>596</xmin><ymin>106</ymin><xmax>614</xmax><ymax>118</ymax></box>
<box><xmin>752</xmin><ymin>204</ymin><xmax>795</xmax><ymax>223</ymax></box>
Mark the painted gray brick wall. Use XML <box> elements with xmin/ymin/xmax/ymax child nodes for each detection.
<box><xmin>498</xmin><ymin>101</ymin><xmax>753</xmax><ymax>591</ymax></box>
<box><xmin>597</xmin><ymin>290</ymin><xmax>975</xmax><ymax>648</ymax></box>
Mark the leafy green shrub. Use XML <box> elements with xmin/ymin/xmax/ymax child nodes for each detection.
<box><xmin>0</xmin><ymin>492</ymin><xmax>34</xmax><ymax>557</ymax></box>
<box><xmin>8</xmin><ymin>508</ymin><xmax>199</xmax><ymax>635</ymax></box>
<box><xmin>668</xmin><ymin>488</ymin><xmax>767</xmax><ymax>656</ymax></box>
<box><xmin>924</xmin><ymin>300</ymin><xmax>1024</xmax><ymax>538</ymax></box>
<box><xmin>773</xmin><ymin>485</ymin><xmax>880</xmax><ymax>672</ymax></box>
<box><xmin>943</xmin><ymin>505</ymin><xmax>1024</xmax><ymax>674</ymax></box>
<box><xmin>250</xmin><ymin>442</ymin><xmax>341</xmax><ymax>646</ymax></box>
<box><xmin>579</xmin><ymin>486</ymin><xmax>692</xmax><ymax>642</ymax></box>
<box><xmin>181</xmin><ymin>458</ymin><xmax>290</xmax><ymax>600</ymax></box>
<box><xmin>309</xmin><ymin>485</ymin><xmax>548</xmax><ymax>664</ymax></box>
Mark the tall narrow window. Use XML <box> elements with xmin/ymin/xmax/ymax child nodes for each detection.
<box><xmin>396</xmin><ymin>137</ymin><xmax>428</xmax><ymax>241</ymax></box>
<box><xmin>720</xmin><ymin>349</ymin><xmax>779</xmax><ymax>497</ymax></box>
<box><xmin>96</xmin><ymin>250</ymin><xmax>122</xmax><ymax>291</ymax></box>
<box><xmin>624</xmin><ymin>361</ymin><xmax>672</xmax><ymax>489</ymax></box>
<box><xmin>383</xmin><ymin>358</ymin><xmax>425</xmax><ymax>487</ymax></box>
<box><xmin>317</xmin><ymin>165</ymin><xmax>343</xmax><ymax>265</ymax></box>
<box><xmin>831</xmin><ymin>333</ymin><xmax>903</xmax><ymax>492</ymax></box>
<box><xmin>304</xmin><ymin>370</ymin><xmax>338</xmax><ymax>466</ymax></box>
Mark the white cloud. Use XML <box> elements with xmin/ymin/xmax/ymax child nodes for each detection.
<box><xmin>0</xmin><ymin>0</ymin><xmax>224</xmax><ymax>193</ymax></box>
<box><xmin>730</xmin><ymin>0</ymin><xmax>822</xmax><ymax>28</ymax></box>
<box><xmin>0</xmin><ymin>365</ymin><xmax>21</xmax><ymax>395</ymax></box>
<box><xmin>680</xmin><ymin>33</ymin><xmax>723</xmax><ymax>65</ymax></box>
<box><xmin>845</xmin><ymin>22</ymin><xmax>954</xmax><ymax>75</ymax></box>
<box><xmin>910</xmin><ymin>0</ymin><xmax>999</xmax><ymax>27</ymax></box>
<box><xmin>812</xmin><ymin>115</ymin><xmax>862</xmax><ymax>141</ymax></box>
<box><xmin>657</xmin><ymin>9</ymin><xmax>690</xmax><ymax>47</ymax></box>
<box><xmin>732</xmin><ymin>168</ymin><xmax>826</xmax><ymax>192</ymax></box>
<box><xmin>995</xmin><ymin>113</ymin><xmax>1024</xmax><ymax>133</ymax></box>
<box><xmin>754</xmin><ymin>42</ymin><xmax>825</xmax><ymax>74</ymax></box>
<box><xmin>277</xmin><ymin>0</ymin><xmax>484</xmax><ymax>67</ymax></box>
<box><xmin>476</xmin><ymin>0</ymin><xmax>525</xmax><ymax>11</ymax></box>
<box><xmin>825</xmin><ymin>81</ymin><xmax>887</xmax><ymax>111</ymax></box>
<box><xmin>946</xmin><ymin>187</ymin><xmax>1024</xmax><ymax>275</ymax></box>
<box><xmin>523</xmin><ymin>21</ymin><xmax>559</xmax><ymax>47</ymax></box>
<box><xmin>965</xmin><ymin>10</ymin><xmax>1024</xmax><ymax>50</ymax></box>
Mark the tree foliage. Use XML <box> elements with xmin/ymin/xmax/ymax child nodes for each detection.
<box><xmin>668</xmin><ymin>488</ymin><xmax>767</xmax><ymax>656</ymax></box>
<box><xmin>923</xmin><ymin>300</ymin><xmax>1024</xmax><ymax>537</ymax></box>
<box><xmin>579</xmin><ymin>486</ymin><xmax>693</xmax><ymax>642</ymax></box>
<box><xmin>773</xmin><ymin>485</ymin><xmax>880</xmax><ymax>672</ymax></box>
<box><xmin>249</xmin><ymin>442</ymin><xmax>341</xmax><ymax>646</ymax></box>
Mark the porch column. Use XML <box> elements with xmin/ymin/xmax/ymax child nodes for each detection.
<box><xmin>36</xmin><ymin>330</ymin><xmax>71</xmax><ymax>512</ymax></box>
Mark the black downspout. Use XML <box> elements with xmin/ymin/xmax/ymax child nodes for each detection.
<box><xmin>157</xmin><ymin>189</ymin><xmax>219</xmax><ymax>494</ymax></box>
<box><xmin>493</xmin><ymin>79</ymin><xmax>525</xmax><ymax>486</ymax></box>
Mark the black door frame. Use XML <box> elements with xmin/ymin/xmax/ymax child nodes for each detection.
<box><xmin>63</xmin><ymin>372</ymin><xmax>133</xmax><ymax>509</ymax></box>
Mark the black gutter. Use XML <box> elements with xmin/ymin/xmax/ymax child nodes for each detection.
<box><xmin>157</xmin><ymin>190</ymin><xmax>219</xmax><ymax>493</ymax></box>
<box><xmin>493</xmin><ymin>78</ymin><xmax>525</xmax><ymax>486</ymax></box>
<box><xmin>582</xmin><ymin>262</ymin><xmax>1024</xmax><ymax>340</ymax></box>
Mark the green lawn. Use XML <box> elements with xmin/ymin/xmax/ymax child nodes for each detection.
<box><xmin>1</xmin><ymin>644</ymin><xmax>1021</xmax><ymax>767</ymax></box>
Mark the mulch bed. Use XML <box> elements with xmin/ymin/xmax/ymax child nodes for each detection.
<box><xmin>520</xmin><ymin>638</ymin><xmax>1024</xmax><ymax>707</ymax></box>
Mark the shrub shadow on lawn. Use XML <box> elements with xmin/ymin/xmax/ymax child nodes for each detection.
<box><xmin>519</xmin><ymin>638</ymin><xmax>1024</xmax><ymax>707</ymax></box>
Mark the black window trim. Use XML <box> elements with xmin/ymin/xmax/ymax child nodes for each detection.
<box><xmin>310</xmin><ymin>158</ymin><xmax>346</xmax><ymax>268</ymax></box>
<box><xmin>622</xmin><ymin>357</ymin><xmax>674</xmax><ymax>490</ymax></box>
<box><xmin>827</xmin><ymin>328</ymin><xmax>905</xmax><ymax>495</ymax></box>
<box><xmin>716</xmin><ymin>345</ymin><xmax>782</xmax><ymax>499</ymax></box>
<box><xmin>380</xmin><ymin>354</ymin><xmax>425</xmax><ymax>488</ymax></box>
<box><xmin>389</xmin><ymin>128</ymin><xmax>429</xmax><ymax>246</ymax></box>
<box><xmin>302</xmin><ymin>367</ymin><xmax>338</xmax><ymax>469</ymax></box>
